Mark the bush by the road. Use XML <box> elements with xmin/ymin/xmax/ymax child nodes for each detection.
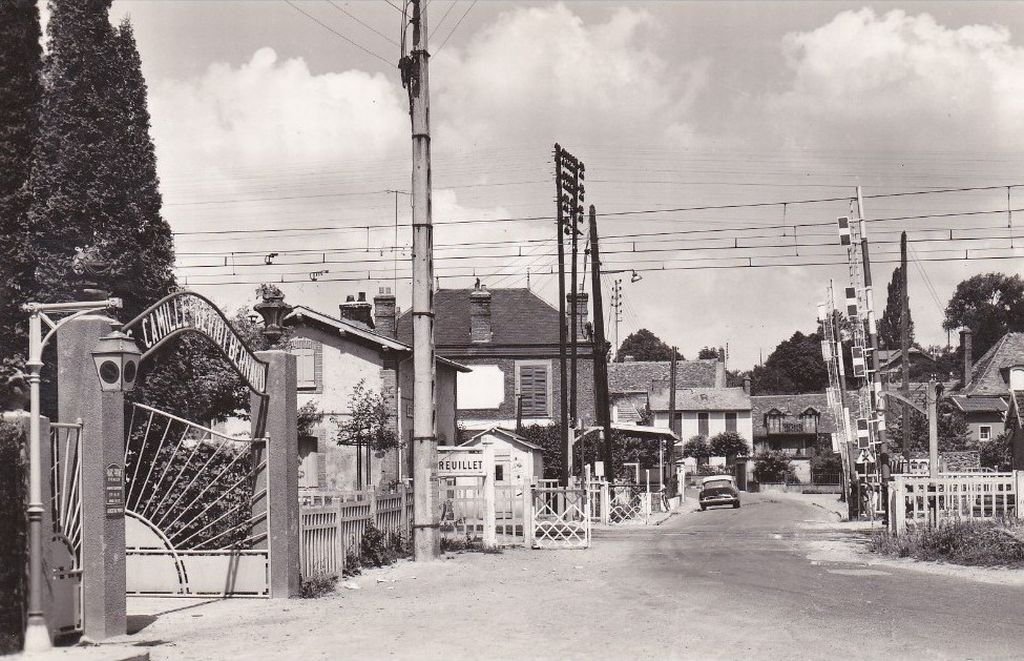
<box><xmin>869</xmin><ymin>519</ymin><xmax>1024</xmax><ymax>567</ymax></box>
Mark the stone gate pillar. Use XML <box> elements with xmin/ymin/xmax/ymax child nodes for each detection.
<box><xmin>251</xmin><ymin>350</ymin><xmax>299</xmax><ymax>597</ymax></box>
<box><xmin>57</xmin><ymin>315</ymin><xmax>125</xmax><ymax>641</ymax></box>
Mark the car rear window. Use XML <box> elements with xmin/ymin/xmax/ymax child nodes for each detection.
<box><xmin>703</xmin><ymin>479</ymin><xmax>733</xmax><ymax>489</ymax></box>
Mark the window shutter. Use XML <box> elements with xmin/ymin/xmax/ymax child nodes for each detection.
<box><xmin>725</xmin><ymin>412</ymin><xmax>737</xmax><ymax>433</ymax></box>
<box><xmin>698</xmin><ymin>412</ymin><xmax>709</xmax><ymax>437</ymax></box>
<box><xmin>519</xmin><ymin>364</ymin><xmax>549</xmax><ymax>416</ymax></box>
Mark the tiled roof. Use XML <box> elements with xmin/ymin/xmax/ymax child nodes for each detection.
<box><xmin>285</xmin><ymin>305</ymin><xmax>469</xmax><ymax>371</ymax></box>
<box><xmin>750</xmin><ymin>393</ymin><xmax>855</xmax><ymax>438</ymax></box>
<box><xmin>608</xmin><ymin>359</ymin><xmax>721</xmax><ymax>393</ymax></box>
<box><xmin>649</xmin><ymin>387</ymin><xmax>750</xmax><ymax>412</ymax></box>
<box><xmin>949</xmin><ymin>395</ymin><xmax>1008</xmax><ymax>413</ymax></box>
<box><xmin>396</xmin><ymin>288</ymin><xmax>566</xmax><ymax>348</ymax></box>
<box><xmin>877</xmin><ymin>347</ymin><xmax>933</xmax><ymax>369</ymax></box>
<box><xmin>962</xmin><ymin>332</ymin><xmax>1024</xmax><ymax>397</ymax></box>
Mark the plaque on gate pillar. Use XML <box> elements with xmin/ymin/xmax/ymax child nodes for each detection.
<box><xmin>105</xmin><ymin>463</ymin><xmax>124</xmax><ymax>518</ymax></box>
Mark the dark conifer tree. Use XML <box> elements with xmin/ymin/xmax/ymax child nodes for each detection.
<box><xmin>878</xmin><ymin>265</ymin><xmax>914</xmax><ymax>351</ymax></box>
<box><xmin>0</xmin><ymin>0</ymin><xmax>43</xmax><ymax>364</ymax></box>
<box><xmin>29</xmin><ymin>1</ymin><xmax>174</xmax><ymax>323</ymax></box>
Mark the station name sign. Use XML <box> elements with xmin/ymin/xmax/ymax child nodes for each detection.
<box><xmin>132</xmin><ymin>293</ymin><xmax>267</xmax><ymax>394</ymax></box>
<box><xmin>437</xmin><ymin>449</ymin><xmax>485</xmax><ymax>477</ymax></box>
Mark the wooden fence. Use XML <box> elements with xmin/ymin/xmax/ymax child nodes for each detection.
<box><xmin>298</xmin><ymin>485</ymin><xmax>412</xmax><ymax>578</ymax></box>
<box><xmin>889</xmin><ymin>473</ymin><xmax>1020</xmax><ymax>535</ymax></box>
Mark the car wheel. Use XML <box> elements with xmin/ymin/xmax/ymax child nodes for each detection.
<box><xmin>733</xmin><ymin>502</ymin><xmax>740</xmax><ymax>508</ymax></box>
<box><xmin>700</xmin><ymin>505</ymin><xmax>706</xmax><ymax>511</ymax></box>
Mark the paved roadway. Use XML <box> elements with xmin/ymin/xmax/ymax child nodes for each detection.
<box><xmin>605</xmin><ymin>492</ymin><xmax>1023</xmax><ymax>660</ymax></box>
<box><xmin>130</xmin><ymin>492</ymin><xmax>1024</xmax><ymax>661</ymax></box>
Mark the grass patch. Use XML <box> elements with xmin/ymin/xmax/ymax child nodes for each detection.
<box><xmin>440</xmin><ymin>533</ymin><xmax>502</xmax><ymax>554</ymax></box>
<box><xmin>869</xmin><ymin>519</ymin><xmax>1024</xmax><ymax>567</ymax></box>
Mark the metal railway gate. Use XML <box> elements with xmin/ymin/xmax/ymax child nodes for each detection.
<box><xmin>531</xmin><ymin>486</ymin><xmax>591</xmax><ymax>549</ymax></box>
<box><xmin>123</xmin><ymin>403</ymin><xmax>270</xmax><ymax>597</ymax></box>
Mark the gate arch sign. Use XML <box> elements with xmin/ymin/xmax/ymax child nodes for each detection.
<box><xmin>122</xmin><ymin>291</ymin><xmax>269</xmax><ymax>395</ymax></box>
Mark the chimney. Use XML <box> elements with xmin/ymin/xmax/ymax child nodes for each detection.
<box><xmin>373</xmin><ymin>287</ymin><xmax>397</xmax><ymax>338</ymax></box>
<box><xmin>742</xmin><ymin>376</ymin><xmax>751</xmax><ymax>395</ymax></box>
<box><xmin>339</xmin><ymin>292</ymin><xmax>373</xmax><ymax>328</ymax></box>
<box><xmin>566</xmin><ymin>292</ymin><xmax>589</xmax><ymax>341</ymax></box>
<box><xmin>960</xmin><ymin>327</ymin><xmax>973</xmax><ymax>387</ymax></box>
<box><xmin>470</xmin><ymin>285</ymin><xmax>492</xmax><ymax>343</ymax></box>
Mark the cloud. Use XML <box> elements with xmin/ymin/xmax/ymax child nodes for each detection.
<box><xmin>431</xmin><ymin>4</ymin><xmax>708</xmax><ymax>150</ymax></box>
<box><xmin>766</xmin><ymin>8</ymin><xmax>1024</xmax><ymax>151</ymax></box>
<box><xmin>149</xmin><ymin>47</ymin><xmax>408</xmax><ymax>178</ymax></box>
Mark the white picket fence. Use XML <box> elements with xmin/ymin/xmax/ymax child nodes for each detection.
<box><xmin>298</xmin><ymin>486</ymin><xmax>413</xmax><ymax>578</ymax></box>
<box><xmin>889</xmin><ymin>473</ymin><xmax>1020</xmax><ymax>535</ymax></box>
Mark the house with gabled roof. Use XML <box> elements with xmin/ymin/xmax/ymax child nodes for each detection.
<box><xmin>283</xmin><ymin>290</ymin><xmax>468</xmax><ymax>491</ymax></box>
<box><xmin>749</xmin><ymin>393</ymin><xmax>848</xmax><ymax>458</ymax></box>
<box><xmin>397</xmin><ymin>284</ymin><xmax>595</xmax><ymax>432</ymax></box>
<box><xmin>950</xmin><ymin>330</ymin><xmax>1024</xmax><ymax>443</ymax></box>
<box><xmin>649</xmin><ymin>382</ymin><xmax>753</xmax><ymax>443</ymax></box>
<box><xmin>607</xmin><ymin>357</ymin><xmax>723</xmax><ymax>423</ymax></box>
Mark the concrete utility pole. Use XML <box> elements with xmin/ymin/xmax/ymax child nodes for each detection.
<box><xmin>669</xmin><ymin>349</ymin><xmax>678</xmax><ymax>437</ymax></box>
<box><xmin>900</xmin><ymin>231</ymin><xmax>911</xmax><ymax>465</ymax></box>
<box><xmin>404</xmin><ymin>0</ymin><xmax>438</xmax><ymax>560</ymax></box>
<box><xmin>588</xmin><ymin>205</ymin><xmax>615</xmax><ymax>480</ymax></box>
<box><xmin>927</xmin><ymin>379</ymin><xmax>939</xmax><ymax>480</ymax></box>
<box><xmin>857</xmin><ymin>186</ymin><xmax>890</xmax><ymax>520</ymax></box>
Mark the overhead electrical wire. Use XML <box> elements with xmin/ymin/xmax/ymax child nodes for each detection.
<box><xmin>434</xmin><ymin>0</ymin><xmax>475</xmax><ymax>53</ymax></box>
<box><xmin>283</xmin><ymin>0</ymin><xmax>394</xmax><ymax>66</ymax></box>
<box><xmin>327</xmin><ymin>1</ymin><xmax>400</xmax><ymax>46</ymax></box>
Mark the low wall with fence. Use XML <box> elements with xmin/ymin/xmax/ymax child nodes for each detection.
<box><xmin>298</xmin><ymin>486</ymin><xmax>413</xmax><ymax>578</ymax></box>
<box><xmin>889</xmin><ymin>472</ymin><xmax>1020</xmax><ymax>535</ymax></box>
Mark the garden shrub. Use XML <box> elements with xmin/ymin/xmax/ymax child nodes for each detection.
<box><xmin>869</xmin><ymin>519</ymin><xmax>1024</xmax><ymax>567</ymax></box>
<box><xmin>0</xmin><ymin>420</ymin><xmax>27</xmax><ymax>654</ymax></box>
<box><xmin>300</xmin><ymin>570</ymin><xmax>338</xmax><ymax>598</ymax></box>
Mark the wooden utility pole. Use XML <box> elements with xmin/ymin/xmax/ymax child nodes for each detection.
<box><xmin>857</xmin><ymin>186</ymin><xmax>890</xmax><ymax>521</ymax></box>
<box><xmin>588</xmin><ymin>205</ymin><xmax>615</xmax><ymax>480</ymax></box>
<box><xmin>554</xmin><ymin>144</ymin><xmax>570</xmax><ymax>486</ymax></box>
<box><xmin>570</xmin><ymin>162</ymin><xmax>581</xmax><ymax>431</ymax></box>
<box><xmin>669</xmin><ymin>350</ymin><xmax>678</xmax><ymax>438</ymax></box>
<box><xmin>900</xmin><ymin>231</ymin><xmax>911</xmax><ymax>465</ymax></box>
<box><xmin>404</xmin><ymin>0</ymin><xmax>438</xmax><ymax>560</ymax></box>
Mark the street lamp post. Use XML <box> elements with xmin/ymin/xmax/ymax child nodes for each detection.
<box><xmin>21</xmin><ymin>298</ymin><xmax>122</xmax><ymax>652</ymax></box>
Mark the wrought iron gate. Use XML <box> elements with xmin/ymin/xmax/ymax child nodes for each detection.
<box><xmin>531</xmin><ymin>486</ymin><xmax>590</xmax><ymax>549</ymax></box>
<box><xmin>50</xmin><ymin>422</ymin><xmax>83</xmax><ymax>634</ymax></box>
<box><xmin>123</xmin><ymin>403</ymin><xmax>270</xmax><ymax>597</ymax></box>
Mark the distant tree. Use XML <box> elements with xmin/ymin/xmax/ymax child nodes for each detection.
<box><xmin>697</xmin><ymin>346</ymin><xmax>719</xmax><ymax>360</ymax></box>
<box><xmin>28</xmin><ymin>3</ymin><xmax>174</xmax><ymax>323</ymax></box>
<box><xmin>682</xmin><ymin>435</ymin><xmax>711</xmax><ymax>465</ymax></box>
<box><xmin>878</xmin><ymin>265</ymin><xmax>914</xmax><ymax>351</ymax></box>
<box><xmin>885</xmin><ymin>397</ymin><xmax>972</xmax><ymax>453</ymax></box>
<box><xmin>709</xmin><ymin>431</ymin><xmax>749</xmax><ymax>462</ymax></box>
<box><xmin>0</xmin><ymin>0</ymin><xmax>42</xmax><ymax>367</ymax></box>
<box><xmin>726</xmin><ymin>369</ymin><xmax>748</xmax><ymax>388</ymax></box>
<box><xmin>752</xmin><ymin>451</ymin><xmax>793</xmax><ymax>483</ymax></box>
<box><xmin>333</xmin><ymin>380</ymin><xmax>399</xmax><ymax>457</ymax></box>
<box><xmin>297</xmin><ymin>401</ymin><xmax>323</xmax><ymax>439</ymax></box>
<box><xmin>943</xmin><ymin>273</ymin><xmax>1024</xmax><ymax>359</ymax></box>
<box><xmin>749</xmin><ymin>331</ymin><xmax>827</xmax><ymax>395</ymax></box>
<box><xmin>980</xmin><ymin>431</ymin><xmax>1012</xmax><ymax>472</ymax></box>
<box><xmin>616</xmin><ymin>329</ymin><xmax>683</xmax><ymax>362</ymax></box>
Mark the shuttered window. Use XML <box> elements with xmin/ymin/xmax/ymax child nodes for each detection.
<box><xmin>698</xmin><ymin>412</ymin><xmax>709</xmax><ymax>437</ymax></box>
<box><xmin>517</xmin><ymin>362</ymin><xmax>550</xmax><ymax>417</ymax></box>
<box><xmin>290</xmin><ymin>338</ymin><xmax>320</xmax><ymax>391</ymax></box>
<box><xmin>725</xmin><ymin>411</ymin><xmax>737</xmax><ymax>433</ymax></box>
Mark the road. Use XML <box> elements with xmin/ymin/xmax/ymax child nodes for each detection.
<box><xmin>127</xmin><ymin>493</ymin><xmax>1024</xmax><ymax>661</ymax></box>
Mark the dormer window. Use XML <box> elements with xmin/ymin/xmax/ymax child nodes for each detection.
<box><xmin>800</xmin><ymin>408</ymin><xmax>820</xmax><ymax>433</ymax></box>
<box><xmin>1011</xmin><ymin>366</ymin><xmax>1024</xmax><ymax>391</ymax></box>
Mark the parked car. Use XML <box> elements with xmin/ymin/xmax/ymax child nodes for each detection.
<box><xmin>699</xmin><ymin>475</ymin><xmax>740</xmax><ymax>510</ymax></box>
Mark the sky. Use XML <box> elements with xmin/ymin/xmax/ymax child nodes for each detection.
<box><xmin>56</xmin><ymin>1</ymin><xmax>1024</xmax><ymax>369</ymax></box>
